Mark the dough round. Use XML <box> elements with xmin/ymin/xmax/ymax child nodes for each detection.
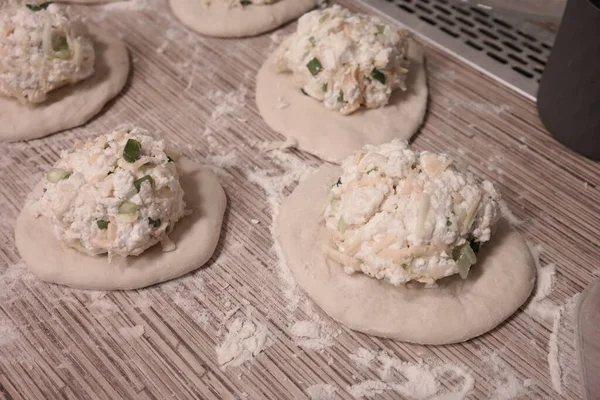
<box><xmin>256</xmin><ymin>41</ymin><xmax>428</xmax><ymax>164</ymax></box>
<box><xmin>0</xmin><ymin>25</ymin><xmax>129</xmax><ymax>142</ymax></box>
<box><xmin>277</xmin><ymin>165</ymin><xmax>536</xmax><ymax>345</ymax></box>
<box><xmin>168</xmin><ymin>0</ymin><xmax>319</xmax><ymax>38</ymax></box>
<box><xmin>15</xmin><ymin>158</ymin><xmax>227</xmax><ymax>290</ymax></box>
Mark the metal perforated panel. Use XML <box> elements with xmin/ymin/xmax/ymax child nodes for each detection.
<box><xmin>358</xmin><ymin>0</ymin><xmax>558</xmax><ymax>100</ymax></box>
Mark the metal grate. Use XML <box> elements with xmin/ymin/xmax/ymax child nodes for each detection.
<box><xmin>358</xmin><ymin>0</ymin><xmax>558</xmax><ymax>100</ymax></box>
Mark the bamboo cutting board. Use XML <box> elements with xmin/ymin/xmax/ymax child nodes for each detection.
<box><xmin>0</xmin><ymin>0</ymin><xmax>596</xmax><ymax>399</ymax></box>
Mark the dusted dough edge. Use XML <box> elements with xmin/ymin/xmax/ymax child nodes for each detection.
<box><xmin>276</xmin><ymin>165</ymin><xmax>536</xmax><ymax>345</ymax></box>
<box><xmin>169</xmin><ymin>0</ymin><xmax>319</xmax><ymax>38</ymax></box>
<box><xmin>256</xmin><ymin>40</ymin><xmax>428</xmax><ymax>164</ymax></box>
<box><xmin>15</xmin><ymin>158</ymin><xmax>227</xmax><ymax>290</ymax></box>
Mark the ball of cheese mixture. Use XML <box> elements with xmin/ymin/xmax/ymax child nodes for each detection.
<box><xmin>0</xmin><ymin>3</ymin><xmax>95</xmax><ymax>104</ymax></box>
<box><xmin>274</xmin><ymin>5</ymin><xmax>410</xmax><ymax>115</ymax></box>
<box><xmin>324</xmin><ymin>140</ymin><xmax>501</xmax><ymax>286</ymax></box>
<box><xmin>28</xmin><ymin>127</ymin><xmax>186</xmax><ymax>258</ymax></box>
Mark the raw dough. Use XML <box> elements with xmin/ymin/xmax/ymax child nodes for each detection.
<box><xmin>277</xmin><ymin>165</ymin><xmax>536</xmax><ymax>345</ymax></box>
<box><xmin>0</xmin><ymin>25</ymin><xmax>129</xmax><ymax>142</ymax></box>
<box><xmin>168</xmin><ymin>0</ymin><xmax>319</xmax><ymax>38</ymax></box>
<box><xmin>256</xmin><ymin>41</ymin><xmax>428</xmax><ymax>163</ymax></box>
<box><xmin>15</xmin><ymin>158</ymin><xmax>227</xmax><ymax>290</ymax></box>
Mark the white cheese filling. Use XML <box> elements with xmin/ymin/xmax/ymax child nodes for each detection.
<box><xmin>0</xmin><ymin>3</ymin><xmax>95</xmax><ymax>104</ymax></box>
<box><xmin>324</xmin><ymin>140</ymin><xmax>501</xmax><ymax>286</ymax></box>
<box><xmin>28</xmin><ymin>127</ymin><xmax>187</xmax><ymax>259</ymax></box>
<box><xmin>274</xmin><ymin>5</ymin><xmax>410</xmax><ymax>115</ymax></box>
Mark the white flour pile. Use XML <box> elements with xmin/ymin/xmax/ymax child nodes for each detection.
<box><xmin>289</xmin><ymin>320</ymin><xmax>334</xmax><ymax>351</ymax></box>
<box><xmin>347</xmin><ymin>347</ymin><xmax>475</xmax><ymax>398</ymax></box>
<box><xmin>216</xmin><ymin>315</ymin><xmax>270</xmax><ymax>369</ymax></box>
<box><xmin>305</xmin><ymin>383</ymin><xmax>338</xmax><ymax>400</ymax></box>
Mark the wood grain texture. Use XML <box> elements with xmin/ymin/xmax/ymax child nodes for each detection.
<box><xmin>0</xmin><ymin>1</ymin><xmax>594</xmax><ymax>399</ymax></box>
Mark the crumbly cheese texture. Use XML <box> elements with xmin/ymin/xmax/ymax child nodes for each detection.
<box><xmin>324</xmin><ymin>140</ymin><xmax>501</xmax><ymax>286</ymax></box>
<box><xmin>274</xmin><ymin>5</ymin><xmax>410</xmax><ymax>115</ymax></box>
<box><xmin>28</xmin><ymin>127</ymin><xmax>186</xmax><ymax>258</ymax></box>
<box><xmin>0</xmin><ymin>3</ymin><xmax>95</xmax><ymax>104</ymax></box>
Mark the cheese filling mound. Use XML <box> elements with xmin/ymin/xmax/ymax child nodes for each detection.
<box><xmin>324</xmin><ymin>140</ymin><xmax>501</xmax><ymax>286</ymax></box>
<box><xmin>274</xmin><ymin>5</ymin><xmax>410</xmax><ymax>115</ymax></box>
<box><xmin>28</xmin><ymin>127</ymin><xmax>187</xmax><ymax>258</ymax></box>
<box><xmin>0</xmin><ymin>3</ymin><xmax>95</xmax><ymax>104</ymax></box>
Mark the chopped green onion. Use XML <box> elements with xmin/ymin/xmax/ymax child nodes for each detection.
<box><xmin>300</xmin><ymin>88</ymin><xmax>308</xmax><ymax>96</ymax></box>
<box><xmin>148</xmin><ymin>217</ymin><xmax>161</xmax><ymax>228</ymax></box>
<box><xmin>123</xmin><ymin>139</ymin><xmax>142</xmax><ymax>163</ymax></box>
<box><xmin>118</xmin><ymin>201</ymin><xmax>139</xmax><ymax>215</ymax></box>
<box><xmin>107</xmin><ymin>171</ymin><xmax>114</xmax><ymax>175</ymax></box>
<box><xmin>46</xmin><ymin>168</ymin><xmax>71</xmax><ymax>183</ymax></box>
<box><xmin>26</xmin><ymin>2</ymin><xmax>52</xmax><ymax>11</ymax></box>
<box><xmin>376</xmin><ymin>24</ymin><xmax>385</xmax><ymax>34</ymax></box>
<box><xmin>50</xmin><ymin>36</ymin><xmax>71</xmax><ymax>60</ymax></box>
<box><xmin>366</xmin><ymin>168</ymin><xmax>377</xmax><ymax>174</ymax></box>
<box><xmin>167</xmin><ymin>155</ymin><xmax>174</xmax><ymax>163</ymax></box>
<box><xmin>322</xmin><ymin>83</ymin><xmax>328</xmax><ymax>92</ymax></box>
<box><xmin>240</xmin><ymin>0</ymin><xmax>251</xmax><ymax>4</ymax></box>
<box><xmin>337</xmin><ymin>90</ymin><xmax>344</xmax><ymax>103</ymax></box>
<box><xmin>308</xmin><ymin>36</ymin><xmax>316</xmax><ymax>47</ymax></box>
<box><xmin>469</xmin><ymin>237</ymin><xmax>481</xmax><ymax>255</ymax></box>
<box><xmin>133</xmin><ymin>175</ymin><xmax>154</xmax><ymax>192</ymax></box>
<box><xmin>97</xmin><ymin>220</ymin><xmax>109</xmax><ymax>230</ymax></box>
<box><xmin>335</xmin><ymin>177</ymin><xmax>342</xmax><ymax>187</ymax></box>
<box><xmin>306</xmin><ymin>58</ymin><xmax>323</xmax><ymax>76</ymax></box>
<box><xmin>446</xmin><ymin>218</ymin><xmax>452</xmax><ymax>227</ymax></box>
<box><xmin>337</xmin><ymin>217</ymin><xmax>347</xmax><ymax>233</ymax></box>
<box><xmin>319</xmin><ymin>13</ymin><xmax>329</xmax><ymax>23</ymax></box>
<box><xmin>371</xmin><ymin>68</ymin><xmax>386</xmax><ymax>84</ymax></box>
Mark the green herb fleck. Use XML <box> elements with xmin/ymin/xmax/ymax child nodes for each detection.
<box><xmin>469</xmin><ymin>238</ymin><xmax>480</xmax><ymax>255</ymax></box>
<box><xmin>51</xmin><ymin>36</ymin><xmax>71</xmax><ymax>59</ymax></box>
<box><xmin>367</xmin><ymin>168</ymin><xmax>378</xmax><ymax>174</ymax></box>
<box><xmin>167</xmin><ymin>155</ymin><xmax>174</xmax><ymax>163</ymax></box>
<box><xmin>148</xmin><ymin>217</ymin><xmax>161</xmax><ymax>228</ymax></box>
<box><xmin>133</xmin><ymin>175</ymin><xmax>154</xmax><ymax>192</ymax></box>
<box><xmin>107</xmin><ymin>171</ymin><xmax>114</xmax><ymax>175</ymax></box>
<box><xmin>300</xmin><ymin>88</ymin><xmax>308</xmax><ymax>96</ymax></box>
<box><xmin>26</xmin><ymin>2</ymin><xmax>52</xmax><ymax>11</ymax></box>
<box><xmin>371</xmin><ymin>68</ymin><xmax>386</xmax><ymax>84</ymax></box>
<box><xmin>123</xmin><ymin>139</ymin><xmax>142</xmax><ymax>163</ymax></box>
<box><xmin>97</xmin><ymin>220</ymin><xmax>109</xmax><ymax>230</ymax></box>
<box><xmin>319</xmin><ymin>13</ymin><xmax>329</xmax><ymax>23</ymax></box>
<box><xmin>306</xmin><ymin>57</ymin><xmax>323</xmax><ymax>76</ymax></box>
<box><xmin>240</xmin><ymin>0</ymin><xmax>251</xmax><ymax>5</ymax></box>
<box><xmin>376</xmin><ymin>24</ymin><xmax>385</xmax><ymax>34</ymax></box>
<box><xmin>446</xmin><ymin>218</ymin><xmax>452</xmax><ymax>227</ymax></box>
<box><xmin>308</xmin><ymin>36</ymin><xmax>316</xmax><ymax>47</ymax></box>
<box><xmin>322</xmin><ymin>83</ymin><xmax>328</xmax><ymax>92</ymax></box>
<box><xmin>335</xmin><ymin>177</ymin><xmax>342</xmax><ymax>187</ymax></box>
<box><xmin>337</xmin><ymin>90</ymin><xmax>344</xmax><ymax>103</ymax></box>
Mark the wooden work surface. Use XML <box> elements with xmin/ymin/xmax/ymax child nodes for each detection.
<box><xmin>0</xmin><ymin>1</ymin><xmax>597</xmax><ymax>399</ymax></box>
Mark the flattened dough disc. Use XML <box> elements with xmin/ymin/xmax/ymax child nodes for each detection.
<box><xmin>15</xmin><ymin>158</ymin><xmax>227</xmax><ymax>291</ymax></box>
<box><xmin>256</xmin><ymin>41</ymin><xmax>428</xmax><ymax>164</ymax></box>
<box><xmin>0</xmin><ymin>25</ymin><xmax>129</xmax><ymax>142</ymax></box>
<box><xmin>169</xmin><ymin>0</ymin><xmax>319</xmax><ymax>38</ymax></box>
<box><xmin>277</xmin><ymin>165</ymin><xmax>536</xmax><ymax>345</ymax></box>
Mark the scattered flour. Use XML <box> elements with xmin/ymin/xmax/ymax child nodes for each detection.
<box><xmin>481</xmin><ymin>352</ymin><xmax>532</xmax><ymax>399</ymax></box>
<box><xmin>216</xmin><ymin>317</ymin><xmax>269</xmax><ymax>369</ymax></box>
<box><xmin>246</xmin><ymin>148</ymin><xmax>315</xmax><ymax>311</ymax></box>
<box><xmin>0</xmin><ymin>314</ymin><xmax>18</xmax><ymax>347</ymax></box>
<box><xmin>289</xmin><ymin>320</ymin><xmax>333</xmax><ymax>350</ymax></box>
<box><xmin>348</xmin><ymin>348</ymin><xmax>474</xmax><ymax>399</ymax></box>
<box><xmin>548</xmin><ymin>310</ymin><xmax>564</xmax><ymax>396</ymax></box>
<box><xmin>499</xmin><ymin>200</ymin><xmax>523</xmax><ymax>226</ymax></box>
<box><xmin>203</xmin><ymin>84</ymin><xmax>249</xmax><ymax>136</ymax></box>
<box><xmin>305</xmin><ymin>383</ymin><xmax>338</xmax><ymax>400</ymax></box>
<box><xmin>87</xmin><ymin>292</ymin><xmax>118</xmax><ymax>317</ymax></box>
<box><xmin>118</xmin><ymin>325</ymin><xmax>145</xmax><ymax>340</ymax></box>
<box><xmin>257</xmin><ymin>137</ymin><xmax>298</xmax><ymax>152</ymax></box>
<box><xmin>161</xmin><ymin>280</ymin><xmax>211</xmax><ymax>327</ymax></box>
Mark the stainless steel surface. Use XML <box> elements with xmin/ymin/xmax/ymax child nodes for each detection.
<box><xmin>358</xmin><ymin>0</ymin><xmax>558</xmax><ymax>100</ymax></box>
<box><xmin>457</xmin><ymin>0</ymin><xmax>566</xmax><ymax>18</ymax></box>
